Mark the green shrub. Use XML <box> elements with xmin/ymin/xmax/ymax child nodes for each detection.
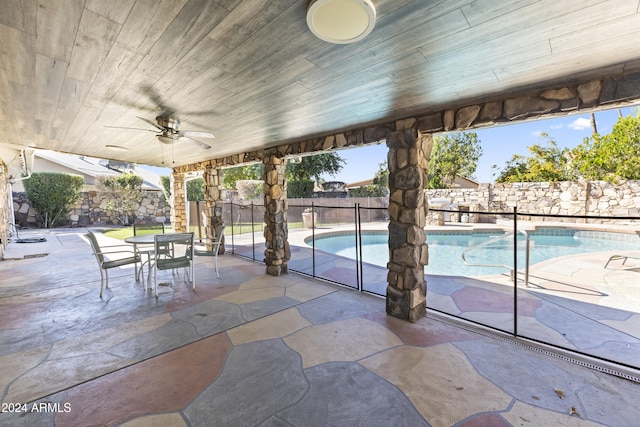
<box><xmin>288</xmin><ymin>180</ymin><xmax>314</xmax><ymax>198</ymax></box>
<box><xmin>23</xmin><ymin>172</ymin><xmax>84</xmax><ymax>228</ymax></box>
<box><xmin>97</xmin><ymin>173</ymin><xmax>143</xmax><ymax>225</ymax></box>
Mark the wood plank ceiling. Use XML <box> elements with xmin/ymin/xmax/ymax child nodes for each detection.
<box><xmin>1</xmin><ymin>0</ymin><xmax>640</xmax><ymax>168</ymax></box>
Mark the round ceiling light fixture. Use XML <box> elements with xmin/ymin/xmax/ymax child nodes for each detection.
<box><xmin>157</xmin><ymin>135</ymin><xmax>175</xmax><ymax>145</ymax></box>
<box><xmin>306</xmin><ymin>0</ymin><xmax>376</xmax><ymax>44</ymax></box>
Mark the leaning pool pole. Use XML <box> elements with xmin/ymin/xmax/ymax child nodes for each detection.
<box><xmin>513</xmin><ymin>206</ymin><xmax>518</xmax><ymax>337</ymax></box>
<box><xmin>230</xmin><ymin>201</ymin><xmax>235</xmax><ymax>254</ymax></box>
<box><xmin>251</xmin><ymin>202</ymin><xmax>256</xmax><ymax>261</ymax></box>
<box><xmin>312</xmin><ymin>202</ymin><xmax>316</xmax><ymax>278</ymax></box>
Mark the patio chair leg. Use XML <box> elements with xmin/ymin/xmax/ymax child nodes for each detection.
<box><xmin>154</xmin><ymin>266</ymin><xmax>158</xmax><ymax>299</ymax></box>
<box><xmin>100</xmin><ymin>270</ymin><xmax>105</xmax><ymax>298</ymax></box>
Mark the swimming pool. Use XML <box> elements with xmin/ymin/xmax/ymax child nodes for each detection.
<box><xmin>309</xmin><ymin>229</ymin><xmax>640</xmax><ymax>276</ymax></box>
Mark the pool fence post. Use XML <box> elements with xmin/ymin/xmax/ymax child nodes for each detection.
<box><xmin>513</xmin><ymin>206</ymin><xmax>518</xmax><ymax>337</ymax></box>
<box><xmin>230</xmin><ymin>201</ymin><xmax>235</xmax><ymax>255</ymax></box>
<box><xmin>312</xmin><ymin>202</ymin><xmax>316</xmax><ymax>278</ymax></box>
<box><xmin>251</xmin><ymin>202</ymin><xmax>255</xmax><ymax>261</ymax></box>
<box><xmin>356</xmin><ymin>203</ymin><xmax>362</xmax><ymax>291</ymax></box>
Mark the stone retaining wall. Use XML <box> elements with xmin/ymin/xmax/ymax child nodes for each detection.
<box><xmin>426</xmin><ymin>180</ymin><xmax>640</xmax><ymax>223</ymax></box>
<box><xmin>13</xmin><ymin>190</ymin><xmax>171</xmax><ymax>227</ymax></box>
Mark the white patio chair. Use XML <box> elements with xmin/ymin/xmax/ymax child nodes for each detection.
<box><xmin>152</xmin><ymin>232</ymin><xmax>195</xmax><ymax>298</ymax></box>
<box><xmin>85</xmin><ymin>231</ymin><xmax>142</xmax><ymax>298</ymax></box>
<box><xmin>194</xmin><ymin>226</ymin><xmax>226</xmax><ymax>279</ymax></box>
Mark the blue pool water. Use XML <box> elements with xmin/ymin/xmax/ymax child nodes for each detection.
<box><xmin>311</xmin><ymin>230</ymin><xmax>640</xmax><ymax>276</ymax></box>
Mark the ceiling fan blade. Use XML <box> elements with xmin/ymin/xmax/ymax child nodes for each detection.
<box><xmin>137</xmin><ymin>116</ymin><xmax>165</xmax><ymax>131</ymax></box>
<box><xmin>105</xmin><ymin>126</ymin><xmax>157</xmax><ymax>132</ymax></box>
<box><xmin>179</xmin><ymin>136</ymin><xmax>211</xmax><ymax>150</ymax></box>
<box><xmin>182</xmin><ymin>130</ymin><xmax>215</xmax><ymax>139</ymax></box>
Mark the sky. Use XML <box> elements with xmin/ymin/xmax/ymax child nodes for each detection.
<box><xmin>322</xmin><ymin>105</ymin><xmax>638</xmax><ymax>184</ymax></box>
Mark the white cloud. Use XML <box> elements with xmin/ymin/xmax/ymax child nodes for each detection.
<box><xmin>568</xmin><ymin>117</ymin><xmax>591</xmax><ymax>130</ymax></box>
<box><xmin>531</xmin><ymin>130</ymin><xmax>544</xmax><ymax>137</ymax></box>
<box><xmin>550</xmin><ymin>124</ymin><xmax>563</xmax><ymax>129</ymax></box>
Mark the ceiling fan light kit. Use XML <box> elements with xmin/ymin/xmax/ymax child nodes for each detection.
<box><xmin>106</xmin><ymin>116</ymin><xmax>214</xmax><ymax>150</ymax></box>
<box><xmin>306</xmin><ymin>0</ymin><xmax>376</xmax><ymax>44</ymax></box>
<box><xmin>157</xmin><ymin>135</ymin><xmax>175</xmax><ymax>145</ymax></box>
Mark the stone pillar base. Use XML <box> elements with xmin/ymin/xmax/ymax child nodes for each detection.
<box><xmin>386</xmin><ymin>285</ymin><xmax>426</xmax><ymax>323</ymax></box>
<box><xmin>266</xmin><ymin>263</ymin><xmax>288</xmax><ymax>276</ymax></box>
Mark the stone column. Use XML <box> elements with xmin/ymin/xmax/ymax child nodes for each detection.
<box><xmin>386</xmin><ymin>129</ymin><xmax>432</xmax><ymax>322</ymax></box>
<box><xmin>263</xmin><ymin>151</ymin><xmax>290</xmax><ymax>276</ymax></box>
<box><xmin>170</xmin><ymin>171</ymin><xmax>187</xmax><ymax>232</ymax></box>
<box><xmin>203</xmin><ymin>165</ymin><xmax>225</xmax><ymax>253</ymax></box>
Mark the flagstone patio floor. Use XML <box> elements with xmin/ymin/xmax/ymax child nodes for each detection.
<box><xmin>1</xmin><ymin>227</ymin><xmax>639</xmax><ymax>426</ymax></box>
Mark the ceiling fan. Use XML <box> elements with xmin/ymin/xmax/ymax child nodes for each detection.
<box><xmin>106</xmin><ymin>116</ymin><xmax>214</xmax><ymax>150</ymax></box>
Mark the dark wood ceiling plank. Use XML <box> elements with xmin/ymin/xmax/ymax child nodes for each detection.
<box><xmin>300</xmin><ymin>9</ymin><xmax>469</xmax><ymax>91</ymax></box>
<box><xmin>136</xmin><ymin>0</ymin><xmax>228</xmax><ymax>79</ymax></box>
<box><xmin>207</xmin><ymin>0</ymin><xmax>292</xmax><ymax>49</ymax></box>
<box><xmin>216</xmin><ymin>1</ymin><xmax>308</xmax><ymax>75</ymax></box>
<box><xmin>304</xmin><ymin>0</ymin><xmax>471</xmax><ymax>70</ymax></box>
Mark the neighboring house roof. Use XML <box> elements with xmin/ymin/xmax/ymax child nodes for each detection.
<box><xmin>346</xmin><ymin>179</ymin><xmax>374</xmax><ymax>189</ymax></box>
<box><xmin>453</xmin><ymin>175</ymin><xmax>479</xmax><ymax>188</ymax></box>
<box><xmin>14</xmin><ymin>150</ymin><xmax>164</xmax><ymax>191</ymax></box>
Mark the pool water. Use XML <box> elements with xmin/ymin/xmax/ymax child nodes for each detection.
<box><xmin>311</xmin><ymin>231</ymin><xmax>640</xmax><ymax>276</ymax></box>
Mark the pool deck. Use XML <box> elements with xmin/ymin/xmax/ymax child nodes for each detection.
<box><xmin>1</xmin><ymin>225</ymin><xmax>639</xmax><ymax>426</ymax></box>
<box><xmin>250</xmin><ymin>221</ymin><xmax>640</xmax><ymax>368</ymax></box>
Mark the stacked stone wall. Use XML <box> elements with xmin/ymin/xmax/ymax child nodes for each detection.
<box><xmin>426</xmin><ymin>180</ymin><xmax>640</xmax><ymax>223</ymax></box>
<box><xmin>12</xmin><ymin>190</ymin><xmax>171</xmax><ymax>227</ymax></box>
<box><xmin>0</xmin><ymin>166</ymin><xmax>9</xmax><ymax>256</ymax></box>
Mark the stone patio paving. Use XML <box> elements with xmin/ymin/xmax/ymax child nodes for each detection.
<box><xmin>1</xmin><ymin>227</ymin><xmax>639</xmax><ymax>426</ymax></box>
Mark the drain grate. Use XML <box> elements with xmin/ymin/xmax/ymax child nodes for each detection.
<box><xmin>429</xmin><ymin>312</ymin><xmax>640</xmax><ymax>384</ymax></box>
<box><xmin>23</xmin><ymin>253</ymin><xmax>49</xmax><ymax>259</ymax></box>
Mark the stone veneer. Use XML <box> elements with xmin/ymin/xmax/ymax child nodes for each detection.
<box><xmin>171</xmin><ymin>173</ymin><xmax>187</xmax><ymax>233</ymax></box>
<box><xmin>12</xmin><ymin>190</ymin><xmax>170</xmax><ymax>227</ymax></box>
<box><xmin>262</xmin><ymin>151</ymin><xmax>290</xmax><ymax>276</ymax></box>
<box><xmin>386</xmin><ymin>130</ymin><xmax>431</xmax><ymax>322</ymax></box>
<box><xmin>426</xmin><ymin>180</ymin><xmax>640</xmax><ymax>223</ymax></box>
<box><xmin>170</xmin><ymin>69</ymin><xmax>640</xmax><ymax>322</ymax></box>
<box><xmin>172</xmin><ymin>71</ymin><xmax>640</xmax><ymax>176</ymax></box>
<box><xmin>203</xmin><ymin>165</ymin><xmax>225</xmax><ymax>253</ymax></box>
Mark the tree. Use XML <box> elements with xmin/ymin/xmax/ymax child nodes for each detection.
<box><xmin>571</xmin><ymin>112</ymin><xmax>640</xmax><ymax>182</ymax></box>
<box><xmin>23</xmin><ymin>172</ymin><xmax>84</xmax><ymax>228</ymax></box>
<box><xmin>187</xmin><ymin>178</ymin><xmax>204</xmax><ymax>201</ymax></box>
<box><xmin>427</xmin><ymin>132</ymin><xmax>482</xmax><ymax>189</ymax></box>
<box><xmin>286</xmin><ymin>153</ymin><xmax>345</xmax><ymax>198</ymax></box>
<box><xmin>160</xmin><ymin>175</ymin><xmax>171</xmax><ymax>202</ymax></box>
<box><xmin>496</xmin><ymin>133</ymin><xmax>575</xmax><ymax>183</ymax></box>
<box><xmin>221</xmin><ymin>164</ymin><xmax>263</xmax><ymax>189</ymax></box>
<box><xmin>97</xmin><ymin>173</ymin><xmax>143</xmax><ymax>225</ymax></box>
<box><xmin>286</xmin><ymin>153</ymin><xmax>345</xmax><ymax>182</ymax></box>
<box><xmin>160</xmin><ymin>175</ymin><xmax>205</xmax><ymax>202</ymax></box>
<box><xmin>235</xmin><ymin>180</ymin><xmax>263</xmax><ymax>201</ymax></box>
<box><xmin>348</xmin><ymin>161</ymin><xmax>389</xmax><ymax>197</ymax></box>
